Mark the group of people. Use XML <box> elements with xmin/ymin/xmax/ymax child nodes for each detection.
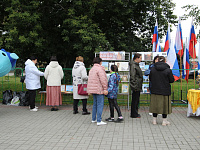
<box><xmin>131</xmin><ymin>53</ymin><xmax>174</xmax><ymax>126</ymax></box>
<box><xmin>25</xmin><ymin>56</ymin><xmax>64</xmax><ymax>111</ymax></box>
<box><xmin>24</xmin><ymin>55</ymin><xmax>124</xmax><ymax>126</ymax></box>
<box><xmin>25</xmin><ymin>53</ymin><xmax>174</xmax><ymax>126</ymax></box>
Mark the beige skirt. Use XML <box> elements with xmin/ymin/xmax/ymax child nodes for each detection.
<box><xmin>149</xmin><ymin>94</ymin><xmax>172</xmax><ymax>114</ymax></box>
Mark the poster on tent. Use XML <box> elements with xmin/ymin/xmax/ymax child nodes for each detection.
<box><xmin>121</xmin><ymin>75</ymin><xmax>128</xmax><ymax>82</ymax></box>
<box><xmin>122</xmin><ymin>83</ymin><xmax>129</xmax><ymax>93</ymax></box>
<box><xmin>61</xmin><ymin>85</ymin><xmax>66</xmax><ymax>92</ymax></box>
<box><xmin>143</xmin><ymin>52</ymin><xmax>152</xmax><ymax>61</ymax></box>
<box><xmin>137</xmin><ymin>52</ymin><xmax>152</xmax><ymax>61</ymax></box>
<box><xmin>152</xmin><ymin>52</ymin><xmax>167</xmax><ymax>59</ymax></box>
<box><xmin>142</xmin><ymin>84</ymin><xmax>150</xmax><ymax>93</ymax></box>
<box><xmin>132</xmin><ymin>52</ymin><xmax>143</xmax><ymax>60</ymax></box>
<box><xmin>139</xmin><ymin>62</ymin><xmax>145</xmax><ymax>71</ymax></box>
<box><xmin>66</xmin><ymin>85</ymin><xmax>73</xmax><ymax>93</ymax></box>
<box><xmin>108</xmin><ymin>62</ymin><xmax>115</xmax><ymax>71</ymax></box>
<box><xmin>145</xmin><ymin>65</ymin><xmax>149</xmax><ymax>70</ymax></box>
<box><xmin>116</xmin><ymin>62</ymin><xmax>129</xmax><ymax>71</ymax></box>
<box><xmin>102</xmin><ymin>62</ymin><xmax>109</xmax><ymax>71</ymax></box>
<box><xmin>132</xmin><ymin>52</ymin><xmax>152</xmax><ymax>61</ymax></box>
<box><xmin>143</xmin><ymin>76</ymin><xmax>149</xmax><ymax>82</ymax></box>
<box><xmin>100</xmin><ymin>51</ymin><xmax>125</xmax><ymax>60</ymax></box>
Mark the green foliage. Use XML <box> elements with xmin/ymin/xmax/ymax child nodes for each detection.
<box><xmin>0</xmin><ymin>0</ymin><xmax>176</xmax><ymax>67</ymax></box>
<box><xmin>182</xmin><ymin>4</ymin><xmax>200</xmax><ymax>38</ymax></box>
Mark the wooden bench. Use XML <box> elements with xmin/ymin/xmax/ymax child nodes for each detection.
<box><xmin>39</xmin><ymin>91</ymin><xmax>73</xmax><ymax>106</ymax></box>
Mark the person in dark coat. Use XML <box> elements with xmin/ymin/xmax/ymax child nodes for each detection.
<box><xmin>144</xmin><ymin>56</ymin><xmax>159</xmax><ymax>76</ymax></box>
<box><xmin>129</xmin><ymin>53</ymin><xmax>143</xmax><ymax>118</ymax></box>
<box><xmin>149</xmin><ymin>56</ymin><xmax>174</xmax><ymax>126</ymax></box>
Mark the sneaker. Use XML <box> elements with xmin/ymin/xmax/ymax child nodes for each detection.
<box><xmin>153</xmin><ymin>117</ymin><xmax>157</xmax><ymax>125</ymax></box>
<box><xmin>162</xmin><ymin>119</ymin><xmax>170</xmax><ymax>126</ymax></box>
<box><xmin>105</xmin><ymin>117</ymin><xmax>115</xmax><ymax>122</ymax></box>
<box><xmin>97</xmin><ymin>121</ymin><xmax>107</xmax><ymax>126</ymax></box>
<box><xmin>82</xmin><ymin>112</ymin><xmax>91</xmax><ymax>115</ymax></box>
<box><xmin>130</xmin><ymin>114</ymin><xmax>141</xmax><ymax>118</ymax></box>
<box><xmin>30</xmin><ymin>108</ymin><xmax>38</xmax><ymax>112</ymax></box>
<box><xmin>29</xmin><ymin>106</ymin><xmax>38</xmax><ymax>109</ymax></box>
<box><xmin>115</xmin><ymin>118</ymin><xmax>124</xmax><ymax>123</ymax></box>
<box><xmin>51</xmin><ymin>108</ymin><xmax>55</xmax><ymax>111</ymax></box>
<box><xmin>91</xmin><ymin>120</ymin><xmax>97</xmax><ymax>123</ymax></box>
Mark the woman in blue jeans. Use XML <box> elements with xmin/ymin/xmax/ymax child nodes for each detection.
<box><xmin>87</xmin><ymin>57</ymin><xmax>108</xmax><ymax>126</ymax></box>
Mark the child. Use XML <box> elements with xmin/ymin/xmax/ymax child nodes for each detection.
<box><xmin>106</xmin><ymin>65</ymin><xmax>123</xmax><ymax>122</ymax></box>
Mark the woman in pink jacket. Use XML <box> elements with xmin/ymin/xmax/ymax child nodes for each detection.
<box><xmin>87</xmin><ymin>57</ymin><xmax>108</xmax><ymax>126</ymax></box>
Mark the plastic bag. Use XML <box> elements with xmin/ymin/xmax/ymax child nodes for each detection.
<box><xmin>10</xmin><ymin>96</ymin><xmax>20</xmax><ymax>106</ymax></box>
<box><xmin>13</xmin><ymin>91</ymin><xmax>29</xmax><ymax>106</ymax></box>
<box><xmin>2</xmin><ymin>90</ymin><xmax>13</xmax><ymax>104</ymax></box>
<box><xmin>19</xmin><ymin>91</ymin><xmax>29</xmax><ymax>106</ymax></box>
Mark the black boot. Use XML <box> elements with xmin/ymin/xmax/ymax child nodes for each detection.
<box><xmin>82</xmin><ymin>111</ymin><xmax>91</xmax><ymax>115</ymax></box>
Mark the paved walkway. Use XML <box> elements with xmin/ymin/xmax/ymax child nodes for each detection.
<box><xmin>0</xmin><ymin>104</ymin><xmax>200</xmax><ymax>150</ymax></box>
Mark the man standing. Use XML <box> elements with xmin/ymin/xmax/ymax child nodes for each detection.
<box><xmin>129</xmin><ymin>53</ymin><xmax>143</xmax><ymax>118</ymax></box>
<box><xmin>25</xmin><ymin>56</ymin><xmax>44</xmax><ymax>111</ymax></box>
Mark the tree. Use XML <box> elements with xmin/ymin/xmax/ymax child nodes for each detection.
<box><xmin>182</xmin><ymin>4</ymin><xmax>200</xmax><ymax>38</ymax></box>
<box><xmin>0</xmin><ymin>0</ymin><xmax>11</xmax><ymax>46</ymax></box>
<box><xmin>93</xmin><ymin>0</ymin><xmax>176</xmax><ymax>52</ymax></box>
<box><xmin>61</xmin><ymin>0</ymin><xmax>112</xmax><ymax>67</ymax></box>
<box><xmin>1</xmin><ymin>0</ymin><xmax>112</xmax><ymax>67</ymax></box>
<box><xmin>2</xmin><ymin>0</ymin><xmax>44</xmax><ymax>66</ymax></box>
<box><xmin>0</xmin><ymin>0</ymin><xmax>177</xmax><ymax>67</ymax></box>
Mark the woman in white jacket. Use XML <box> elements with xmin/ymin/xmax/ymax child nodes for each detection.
<box><xmin>25</xmin><ymin>56</ymin><xmax>44</xmax><ymax>111</ymax></box>
<box><xmin>72</xmin><ymin>56</ymin><xmax>90</xmax><ymax>115</ymax></box>
<box><xmin>44</xmin><ymin>56</ymin><xmax>64</xmax><ymax>111</ymax></box>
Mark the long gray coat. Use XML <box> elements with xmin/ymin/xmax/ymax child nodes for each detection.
<box><xmin>72</xmin><ymin>61</ymin><xmax>89</xmax><ymax>99</ymax></box>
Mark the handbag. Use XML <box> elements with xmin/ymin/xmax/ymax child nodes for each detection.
<box><xmin>78</xmin><ymin>84</ymin><xmax>88</xmax><ymax>95</ymax></box>
<box><xmin>20</xmin><ymin>75</ymin><xmax>26</xmax><ymax>83</ymax></box>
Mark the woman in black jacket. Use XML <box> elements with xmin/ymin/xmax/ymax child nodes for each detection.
<box><xmin>149</xmin><ymin>56</ymin><xmax>174</xmax><ymax>126</ymax></box>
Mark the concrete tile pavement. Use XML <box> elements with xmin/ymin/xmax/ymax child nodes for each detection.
<box><xmin>0</xmin><ymin>104</ymin><xmax>200</xmax><ymax>150</ymax></box>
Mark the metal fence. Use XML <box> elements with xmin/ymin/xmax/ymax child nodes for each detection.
<box><xmin>0</xmin><ymin>68</ymin><xmax>199</xmax><ymax>106</ymax></box>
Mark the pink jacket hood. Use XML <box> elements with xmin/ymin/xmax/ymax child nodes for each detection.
<box><xmin>87</xmin><ymin>64</ymin><xmax>108</xmax><ymax>94</ymax></box>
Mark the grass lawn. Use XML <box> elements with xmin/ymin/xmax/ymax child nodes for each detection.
<box><xmin>0</xmin><ymin>74</ymin><xmax>198</xmax><ymax>106</ymax></box>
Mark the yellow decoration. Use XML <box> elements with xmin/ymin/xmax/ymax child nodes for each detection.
<box><xmin>187</xmin><ymin>89</ymin><xmax>200</xmax><ymax>113</ymax></box>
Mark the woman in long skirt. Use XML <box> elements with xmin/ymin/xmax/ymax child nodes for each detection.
<box><xmin>44</xmin><ymin>56</ymin><xmax>64</xmax><ymax>111</ymax></box>
<box><xmin>149</xmin><ymin>56</ymin><xmax>174</xmax><ymax>125</ymax></box>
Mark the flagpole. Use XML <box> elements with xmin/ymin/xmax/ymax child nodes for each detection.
<box><xmin>180</xmin><ymin>50</ymin><xmax>182</xmax><ymax>100</ymax></box>
<box><xmin>193</xmin><ymin>40</ymin><xmax>195</xmax><ymax>89</ymax></box>
<box><xmin>172</xmin><ymin>82</ymin><xmax>174</xmax><ymax>103</ymax></box>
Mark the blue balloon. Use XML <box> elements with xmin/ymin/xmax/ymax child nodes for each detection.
<box><xmin>0</xmin><ymin>49</ymin><xmax>19</xmax><ymax>77</ymax></box>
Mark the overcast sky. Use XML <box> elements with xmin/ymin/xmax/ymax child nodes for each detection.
<box><xmin>160</xmin><ymin>0</ymin><xmax>200</xmax><ymax>53</ymax></box>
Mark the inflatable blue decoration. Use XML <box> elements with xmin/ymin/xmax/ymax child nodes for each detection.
<box><xmin>0</xmin><ymin>49</ymin><xmax>19</xmax><ymax>77</ymax></box>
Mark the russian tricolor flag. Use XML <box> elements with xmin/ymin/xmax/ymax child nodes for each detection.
<box><xmin>182</xmin><ymin>40</ymin><xmax>190</xmax><ymax>83</ymax></box>
<box><xmin>166</xmin><ymin>41</ymin><xmax>180</xmax><ymax>81</ymax></box>
<box><xmin>164</xmin><ymin>25</ymin><xmax>170</xmax><ymax>52</ymax></box>
<box><xmin>152</xmin><ymin>20</ymin><xmax>160</xmax><ymax>52</ymax></box>
<box><xmin>156</xmin><ymin>38</ymin><xmax>161</xmax><ymax>52</ymax></box>
<box><xmin>175</xmin><ymin>17</ymin><xmax>183</xmax><ymax>57</ymax></box>
<box><xmin>189</xmin><ymin>19</ymin><xmax>197</xmax><ymax>59</ymax></box>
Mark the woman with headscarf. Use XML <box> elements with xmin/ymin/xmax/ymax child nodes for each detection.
<box><xmin>72</xmin><ymin>56</ymin><xmax>90</xmax><ymax>115</ymax></box>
